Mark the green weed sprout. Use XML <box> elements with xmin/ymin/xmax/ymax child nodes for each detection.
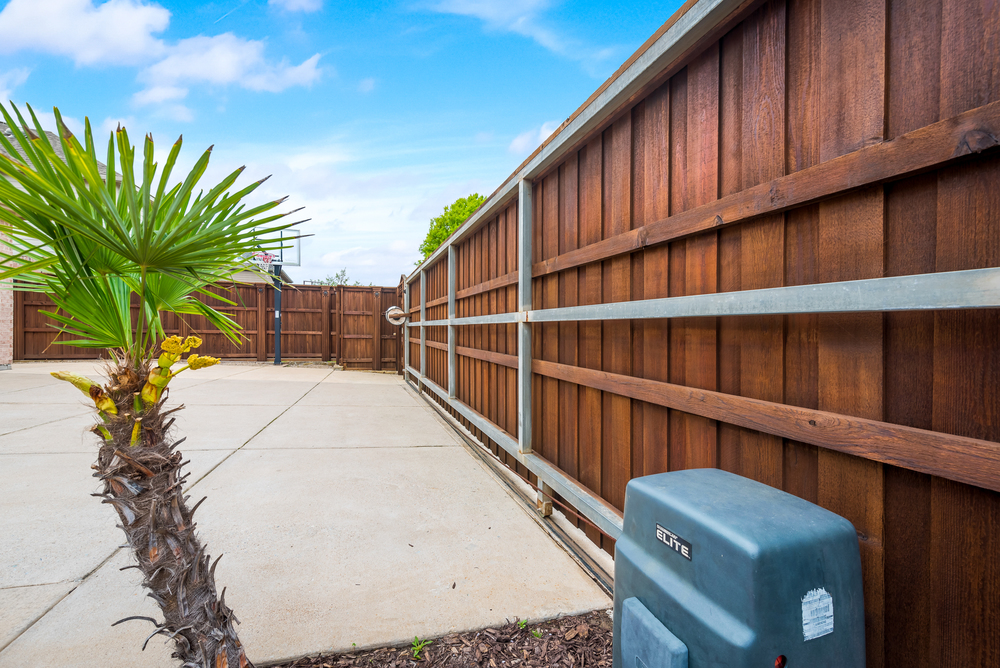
<box><xmin>411</xmin><ymin>636</ymin><xmax>432</xmax><ymax>659</ymax></box>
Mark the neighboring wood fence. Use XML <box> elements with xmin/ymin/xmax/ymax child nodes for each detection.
<box><xmin>13</xmin><ymin>283</ymin><xmax>403</xmax><ymax>371</ymax></box>
<box><xmin>404</xmin><ymin>0</ymin><xmax>1000</xmax><ymax>665</ymax></box>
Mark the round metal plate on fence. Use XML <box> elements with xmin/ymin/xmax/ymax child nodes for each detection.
<box><xmin>385</xmin><ymin>306</ymin><xmax>407</xmax><ymax>326</ymax></box>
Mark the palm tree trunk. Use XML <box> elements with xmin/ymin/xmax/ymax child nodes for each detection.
<box><xmin>94</xmin><ymin>362</ymin><xmax>252</xmax><ymax>668</ymax></box>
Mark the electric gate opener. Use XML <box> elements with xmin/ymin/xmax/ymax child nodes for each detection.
<box><xmin>613</xmin><ymin>468</ymin><xmax>865</xmax><ymax>668</ymax></box>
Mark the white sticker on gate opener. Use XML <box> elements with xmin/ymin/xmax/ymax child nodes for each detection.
<box><xmin>801</xmin><ymin>588</ymin><xmax>834</xmax><ymax>641</ymax></box>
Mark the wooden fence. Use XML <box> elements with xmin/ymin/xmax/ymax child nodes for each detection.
<box><xmin>13</xmin><ymin>283</ymin><xmax>403</xmax><ymax>371</ymax></box>
<box><xmin>403</xmin><ymin>0</ymin><xmax>1000</xmax><ymax>665</ymax></box>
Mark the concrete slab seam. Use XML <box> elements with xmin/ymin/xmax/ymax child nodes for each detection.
<box><xmin>184</xmin><ymin>368</ymin><xmax>335</xmax><ymax>490</ymax></box>
<box><xmin>0</xmin><ymin>410</ymin><xmax>94</xmax><ymax>438</ymax></box>
<box><xmin>0</xmin><ymin>548</ymin><xmax>121</xmax><ymax>655</ymax></box>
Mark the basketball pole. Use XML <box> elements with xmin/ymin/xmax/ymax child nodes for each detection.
<box><xmin>272</xmin><ymin>263</ymin><xmax>282</xmax><ymax>365</ymax></box>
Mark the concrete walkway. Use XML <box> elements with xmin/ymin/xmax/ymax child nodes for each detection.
<box><xmin>0</xmin><ymin>362</ymin><xmax>610</xmax><ymax>667</ymax></box>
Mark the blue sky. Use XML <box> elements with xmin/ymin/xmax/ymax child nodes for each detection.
<box><xmin>0</xmin><ymin>0</ymin><xmax>682</xmax><ymax>284</ymax></box>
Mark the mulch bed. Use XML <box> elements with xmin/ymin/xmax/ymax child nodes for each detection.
<box><xmin>270</xmin><ymin>610</ymin><xmax>613</xmax><ymax>668</ymax></box>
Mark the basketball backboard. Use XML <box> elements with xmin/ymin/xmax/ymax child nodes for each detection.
<box><xmin>272</xmin><ymin>229</ymin><xmax>301</xmax><ymax>267</ymax></box>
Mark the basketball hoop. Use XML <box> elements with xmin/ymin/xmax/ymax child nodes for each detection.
<box><xmin>251</xmin><ymin>251</ymin><xmax>277</xmax><ymax>274</ymax></box>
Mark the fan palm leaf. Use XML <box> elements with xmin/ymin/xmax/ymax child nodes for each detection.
<box><xmin>0</xmin><ymin>102</ymin><xmax>295</xmax><ymax>360</ymax></box>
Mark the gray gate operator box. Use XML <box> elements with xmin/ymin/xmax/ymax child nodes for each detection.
<box><xmin>613</xmin><ymin>468</ymin><xmax>865</xmax><ymax>668</ymax></box>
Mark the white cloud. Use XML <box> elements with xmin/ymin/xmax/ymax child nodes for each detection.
<box><xmin>133</xmin><ymin>34</ymin><xmax>322</xmax><ymax>112</ymax></box>
<box><xmin>0</xmin><ymin>68</ymin><xmax>30</xmax><ymax>103</ymax></box>
<box><xmin>431</xmin><ymin>0</ymin><xmax>566</xmax><ymax>51</ymax></box>
<box><xmin>0</xmin><ymin>0</ymin><xmax>169</xmax><ymax>66</ymax></box>
<box><xmin>0</xmin><ymin>0</ymin><xmax>320</xmax><ymax>113</ymax></box>
<box><xmin>181</xmin><ymin>133</ymin><xmax>497</xmax><ymax>286</ymax></box>
<box><xmin>508</xmin><ymin>120</ymin><xmax>559</xmax><ymax>156</ymax></box>
<box><xmin>269</xmin><ymin>0</ymin><xmax>322</xmax><ymax>11</ymax></box>
<box><xmin>432</xmin><ymin>0</ymin><xmax>548</xmax><ymax>24</ymax></box>
<box><xmin>131</xmin><ymin>85</ymin><xmax>186</xmax><ymax>106</ymax></box>
<box><xmin>358</xmin><ymin>78</ymin><xmax>375</xmax><ymax>93</ymax></box>
<box><xmin>429</xmin><ymin>0</ymin><xmax>617</xmax><ymax>72</ymax></box>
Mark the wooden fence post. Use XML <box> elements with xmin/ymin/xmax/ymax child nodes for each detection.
<box><xmin>372</xmin><ymin>287</ymin><xmax>382</xmax><ymax>371</ymax></box>
<box><xmin>13</xmin><ymin>288</ymin><xmax>24</xmax><ymax>361</ymax></box>
<box><xmin>321</xmin><ymin>287</ymin><xmax>331</xmax><ymax>362</ymax></box>
<box><xmin>256</xmin><ymin>285</ymin><xmax>266</xmax><ymax>362</ymax></box>
<box><xmin>403</xmin><ymin>282</ymin><xmax>410</xmax><ymax>378</ymax></box>
<box><xmin>337</xmin><ymin>286</ymin><xmax>343</xmax><ymax>363</ymax></box>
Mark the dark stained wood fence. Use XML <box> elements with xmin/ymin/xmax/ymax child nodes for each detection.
<box><xmin>13</xmin><ymin>283</ymin><xmax>401</xmax><ymax>371</ymax></box>
<box><xmin>339</xmin><ymin>286</ymin><xmax>402</xmax><ymax>370</ymax></box>
<box><xmin>405</xmin><ymin>0</ymin><xmax>1000</xmax><ymax>665</ymax></box>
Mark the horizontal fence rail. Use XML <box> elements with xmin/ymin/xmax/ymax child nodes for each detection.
<box><xmin>412</xmin><ymin>268</ymin><xmax>1000</xmax><ymax>326</ymax></box>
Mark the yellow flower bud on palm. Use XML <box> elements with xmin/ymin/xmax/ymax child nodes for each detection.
<box><xmin>187</xmin><ymin>353</ymin><xmax>220</xmax><ymax>370</ymax></box>
<box><xmin>183</xmin><ymin>336</ymin><xmax>203</xmax><ymax>352</ymax></box>
<box><xmin>161</xmin><ymin>336</ymin><xmax>184</xmax><ymax>355</ymax></box>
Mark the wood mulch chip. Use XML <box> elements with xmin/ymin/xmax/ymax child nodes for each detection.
<box><xmin>269</xmin><ymin>610</ymin><xmax>613</xmax><ymax>668</ymax></box>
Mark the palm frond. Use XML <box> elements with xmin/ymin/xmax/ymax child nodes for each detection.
<box><xmin>0</xmin><ymin>102</ymin><xmax>297</xmax><ymax>361</ymax></box>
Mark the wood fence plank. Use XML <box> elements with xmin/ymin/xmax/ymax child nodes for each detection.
<box><xmin>606</xmin><ymin>115</ymin><xmax>632</xmax><ymax>512</ymax></box>
<box><xmin>717</xmin><ymin>24</ymin><xmax>743</xmax><ymax>476</ymax></box>
<box><xmin>542</xmin><ymin>173</ymin><xmax>560</xmax><ymax>468</ymax></box>
<box><xmin>816</xmin><ymin>1</ymin><xmax>887</xmax><ymax>663</ymax></box>
<box><xmin>883</xmin><ymin>171</ymin><xmax>937</xmax><ymax>668</ymax></box>
<box><xmin>579</xmin><ymin>136</ymin><xmax>604</xmax><ymax>546</ymax></box>
<box><xmin>737</xmin><ymin>0</ymin><xmax>784</xmax><ymax>488</ymax></box>
<box><xmin>679</xmin><ymin>44</ymin><xmax>718</xmax><ymax>470</ymax></box>
<box><xmin>640</xmin><ymin>81</ymin><xmax>672</xmax><ymax>477</ymax></box>
<box><xmin>559</xmin><ymin>155</ymin><xmax>580</xmax><ymax>482</ymax></box>
<box><xmin>668</xmin><ymin>70</ymin><xmax>689</xmax><ymax>473</ymax></box>
<box><xmin>628</xmin><ymin>107</ymin><xmax>645</xmax><ymax>483</ymax></box>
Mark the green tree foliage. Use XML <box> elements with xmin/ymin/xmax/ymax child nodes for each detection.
<box><xmin>310</xmin><ymin>268</ymin><xmax>369</xmax><ymax>286</ymax></box>
<box><xmin>418</xmin><ymin>193</ymin><xmax>486</xmax><ymax>261</ymax></box>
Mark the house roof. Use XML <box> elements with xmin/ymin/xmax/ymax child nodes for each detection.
<box><xmin>0</xmin><ymin>121</ymin><xmax>118</xmax><ymax>185</ymax></box>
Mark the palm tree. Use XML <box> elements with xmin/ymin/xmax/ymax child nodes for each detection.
<box><xmin>0</xmin><ymin>103</ymin><xmax>297</xmax><ymax>667</ymax></box>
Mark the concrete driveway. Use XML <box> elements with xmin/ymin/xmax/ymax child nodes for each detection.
<box><xmin>0</xmin><ymin>362</ymin><xmax>610</xmax><ymax>667</ymax></box>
